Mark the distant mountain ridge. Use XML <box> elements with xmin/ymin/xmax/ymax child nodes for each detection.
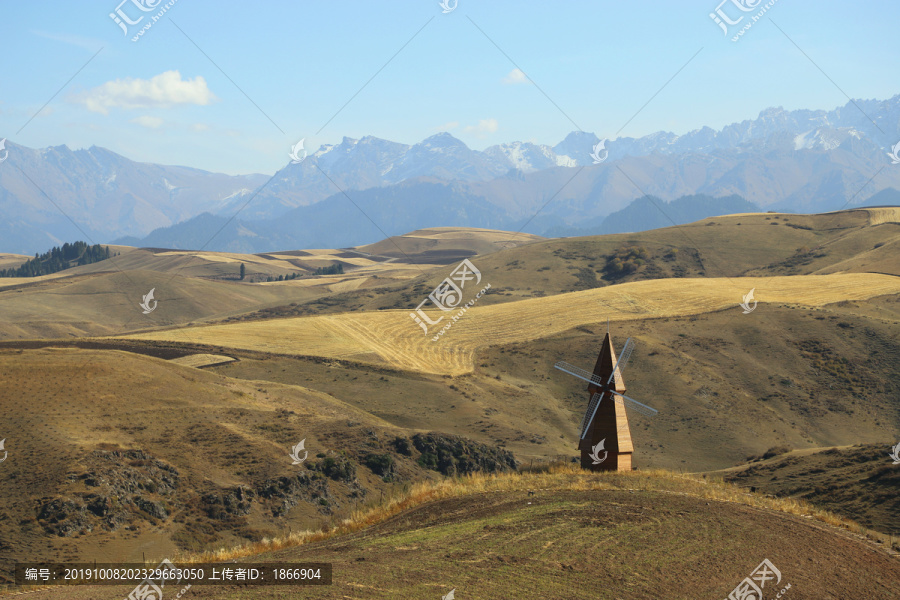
<box><xmin>0</xmin><ymin>141</ymin><xmax>267</xmax><ymax>254</ymax></box>
<box><xmin>115</xmin><ymin>191</ymin><xmax>762</xmax><ymax>253</ymax></box>
<box><xmin>5</xmin><ymin>94</ymin><xmax>900</xmax><ymax>253</ymax></box>
<box><xmin>115</xmin><ymin>180</ymin><xmax>516</xmax><ymax>253</ymax></box>
<box><xmin>542</xmin><ymin>194</ymin><xmax>762</xmax><ymax>238</ymax></box>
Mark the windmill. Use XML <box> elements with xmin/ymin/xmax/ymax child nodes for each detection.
<box><xmin>554</xmin><ymin>330</ymin><xmax>657</xmax><ymax>471</ymax></box>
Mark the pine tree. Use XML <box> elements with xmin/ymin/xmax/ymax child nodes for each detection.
<box><xmin>0</xmin><ymin>241</ymin><xmax>112</xmax><ymax>278</ymax></box>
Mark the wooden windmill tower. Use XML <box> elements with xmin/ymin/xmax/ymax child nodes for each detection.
<box><xmin>555</xmin><ymin>331</ymin><xmax>657</xmax><ymax>471</ymax></box>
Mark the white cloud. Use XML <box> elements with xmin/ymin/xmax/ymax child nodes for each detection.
<box><xmin>31</xmin><ymin>30</ymin><xmax>104</xmax><ymax>52</ymax></box>
<box><xmin>463</xmin><ymin>118</ymin><xmax>499</xmax><ymax>138</ymax></box>
<box><xmin>130</xmin><ymin>115</ymin><xmax>164</xmax><ymax>128</ymax></box>
<box><xmin>502</xmin><ymin>68</ymin><xmax>529</xmax><ymax>84</ymax></box>
<box><xmin>73</xmin><ymin>70</ymin><xmax>217</xmax><ymax>115</ymax></box>
<box><xmin>190</xmin><ymin>123</ymin><xmax>211</xmax><ymax>132</ymax></box>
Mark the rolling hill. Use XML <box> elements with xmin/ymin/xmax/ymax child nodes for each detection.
<box><xmin>11</xmin><ymin>468</ymin><xmax>900</xmax><ymax>599</ymax></box>
<box><xmin>718</xmin><ymin>444</ymin><xmax>900</xmax><ymax>536</ymax></box>
<box><xmin>2</xmin><ymin>208</ymin><xmax>899</xmax><ymax>597</ymax></box>
<box><xmin>110</xmin><ymin>275</ymin><xmax>900</xmax><ymax>473</ymax></box>
<box><xmin>125</xmin><ymin>272</ymin><xmax>900</xmax><ymax>375</ymax></box>
<box><xmin>0</xmin><ymin>228</ymin><xmax>539</xmax><ymax>339</ymax></box>
<box><xmin>0</xmin><ymin>348</ymin><xmax>516</xmax><ymax>581</ymax></box>
<box><xmin>201</xmin><ymin>208</ymin><xmax>900</xmax><ymax>326</ymax></box>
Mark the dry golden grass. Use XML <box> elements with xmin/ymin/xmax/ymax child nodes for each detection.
<box><xmin>357</xmin><ymin>226</ymin><xmax>542</xmax><ymax>256</ymax></box>
<box><xmin>122</xmin><ymin>248</ymin><xmax>385</xmax><ymax>272</ymax></box>
<box><xmin>863</xmin><ymin>206</ymin><xmax>900</xmax><ymax>226</ymax></box>
<box><xmin>168</xmin><ymin>353</ymin><xmax>235</xmax><ymax>368</ymax></box>
<box><xmin>0</xmin><ymin>253</ymin><xmax>29</xmax><ymax>269</ymax></box>
<box><xmin>125</xmin><ymin>272</ymin><xmax>900</xmax><ymax>376</ymax></box>
<box><xmin>0</xmin><ymin>268</ymin><xmax>92</xmax><ymax>289</ymax></box>
<box><xmin>178</xmin><ymin>464</ymin><xmax>865</xmax><ymax>565</ymax></box>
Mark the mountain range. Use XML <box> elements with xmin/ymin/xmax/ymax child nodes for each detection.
<box><xmin>3</xmin><ymin>94</ymin><xmax>900</xmax><ymax>253</ymax></box>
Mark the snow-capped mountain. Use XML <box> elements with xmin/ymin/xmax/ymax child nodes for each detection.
<box><xmin>229</xmin><ymin>94</ymin><xmax>900</xmax><ymax>220</ymax></box>
<box><xmin>5</xmin><ymin>93</ymin><xmax>900</xmax><ymax>254</ymax></box>
<box><xmin>792</xmin><ymin>127</ymin><xmax>865</xmax><ymax>151</ymax></box>
<box><xmin>484</xmin><ymin>141</ymin><xmax>577</xmax><ymax>171</ymax></box>
<box><xmin>551</xmin><ymin>131</ymin><xmax>602</xmax><ymax>165</ymax></box>
<box><xmin>223</xmin><ymin>133</ymin><xmax>514</xmax><ymax>220</ymax></box>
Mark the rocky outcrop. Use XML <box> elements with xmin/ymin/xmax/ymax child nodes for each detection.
<box><xmin>410</xmin><ymin>433</ymin><xmax>518</xmax><ymax>476</ymax></box>
<box><xmin>36</xmin><ymin>449</ymin><xmax>178</xmax><ymax>536</ymax></box>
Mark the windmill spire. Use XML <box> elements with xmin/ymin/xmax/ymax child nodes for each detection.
<box><xmin>575</xmin><ymin>330</ymin><xmax>633</xmax><ymax>470</ymax></box>
<box><xmin>590</xmin><ymin>332</ymin><xmax>626</xmax><ymax>394</ymax></box>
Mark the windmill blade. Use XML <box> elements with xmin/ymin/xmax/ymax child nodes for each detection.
<box><xmin>610</xmin><ymin>391</ymin><xmax>658</xmax><ymax>417</ymax></box>
<box><xmin>579</xmin><ymin>392</ymin><xmax>602</xmax><ymax>437</ymax></box>
<box><xmin>579</xmin><ymin>392</ymin><xmax>603</xmax><ymax>439</ymax></box>
<box><xmin>607</xmin><ymin>337</ymin><xmax>634</xmax><ymax>386</ymax></box>
<box><xmin>554</xmin><ymin>361</ymin><xmax>604</xmax><ymax>387</ymax></box>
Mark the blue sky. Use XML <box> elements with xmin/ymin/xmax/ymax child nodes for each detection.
<box><xmin>1</xmin><ymin>0</ymin><xmax>898</xmax><ymax>175</ymax></box>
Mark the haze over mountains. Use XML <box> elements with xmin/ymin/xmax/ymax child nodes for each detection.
<box><xmin>3</xmin><ymin>94</ymin><xmax>900</xmax><ymax>253</ymax></box>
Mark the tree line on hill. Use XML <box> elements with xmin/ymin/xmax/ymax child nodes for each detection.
<box><xmin>263</xmin><ymin>263</ymin><xmax>344</xmax><ymax>282</ymax></box>
<box><xmin>0</xmin><ymin>241</ymin><xmax>111</xmax><ymax>277</ymax></box>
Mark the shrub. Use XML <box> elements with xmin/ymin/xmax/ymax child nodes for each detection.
<box><xmin>603</xmin><ymin>246</ymin><xmax>648</xmax><ymax>280</ymax></box>
<box><xmin>392</xmin><ymin>437</ymin><xmax>413</xmax><ymax>456</ymax></box>
<box><xmin>308</xmin><ymin>455</ymin><xmax>356</xmax><ymax>483</ymax></box>
<box><xmin>417</xmin><ymin>452</ymin><xmax>438</xmax><ymax>470</ymax></box>
<box><xmin>363</xmin><ymin>454</ymin><xmax>395</xmax><ymax>479</ymax></box>
<box><xmin>762</xmin><ymin>446</ymin><xmax>791</xmax><ymax>460</ymax></box>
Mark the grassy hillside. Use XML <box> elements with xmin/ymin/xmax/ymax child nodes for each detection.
<box><xmin>1</xmin><ymin>210</ymin><xmax>897</xmax><ymax>340</ymax></box>
<box><xmin>355</xmin><ymin>226</ymin><xmax>543</xmax><ymax>261</ymax></box>
<box><xmin>0</xmin><ymin>270</ymin><xmax>313</xmax><ymax>339</ymax></box>
<box><xmin>12</xmin><ymin>467</ymin><xmax>900</xmax><ymax>599</ymax></box>
<box><xmin>191</xmin><ymin>296</ymin><xmax>899</xmax><ymax>469</ymax></box>
<box><xmin>0</xmin><ymin>349</ymin><xmax>516</xmax><ymax>580</ymax></box>
<box><xmin>125</xmin><ymin>272</ymin><xmax>900</xmax><ymax>375</ymax></box>
<box><xmin>0</xmin><ymin>253</ymin><xmax>30</xmax><ymax>270</ymax></box>
<box><xmin>0</xmin><ymin>229</ymin><xmax>538</xmax><ymax>339</ymax></box>
<box><xmin>439</xmin><ymin>209</ymin><xmax>900</xmax><ymax>301</ymax></box>
<box><xmin>3</xmin><ymin>209</ymin><xmax>900</xmax><ymax>598</ymax></box>
<box><xmin>194</xmin><ymin>208</ymin><xmax>900</xmax><ymax>325</ymax></box>
<box><xmin>718</xmin><ymin>444</ymin><xmax>900</xmax><ymax>536</ymax></box>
